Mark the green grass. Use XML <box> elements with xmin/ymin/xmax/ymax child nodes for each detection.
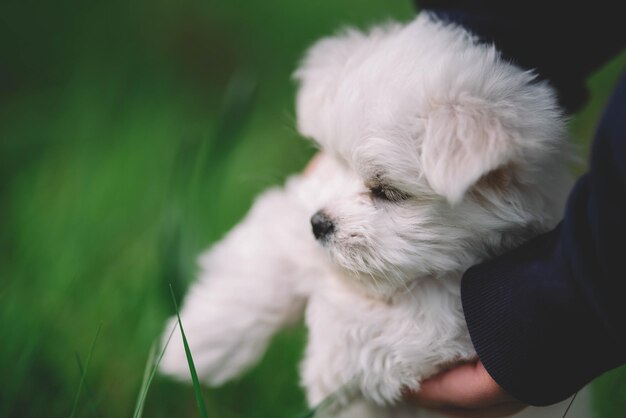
<box><xmin>169</xmin><ymin>285</ymin><xmax>209</xmax><ymax>418</ymax></box>
<box><xmin>71</xmin><ymin>323</ymin><xmax>103</xmax><ymax>418</ymax></box>
<box><xmin>0</xmin><ymin>1</ymin><xmax>624</xmax><ymax>417</ymax></box>
<box><xmin>132</xmin><ymin>341</ymin><xmax>158</xmax><ymax>418</ymax></box>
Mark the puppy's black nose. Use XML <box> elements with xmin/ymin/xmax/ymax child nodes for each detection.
<box><xmin>311</xmin><ymin>210</ymin><xmax>334</xmax><ymax>240</ymax></box>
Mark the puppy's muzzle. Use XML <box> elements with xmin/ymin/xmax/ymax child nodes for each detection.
<box><xmin>311</xmin><ymin>210</ymin><xmax>334</xmax><ymax>241</ymax></box>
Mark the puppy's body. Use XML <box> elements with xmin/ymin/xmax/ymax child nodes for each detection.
<box><xmin>160</xmin><ymin>13</ymin><xmax>572</xmax><ymax>416</ymax></box>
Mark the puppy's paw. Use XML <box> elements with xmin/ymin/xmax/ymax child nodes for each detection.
<box><xmin>158</xmin><ymin>314</ymin><xmax>272</xmax><ymax>386</ymax></box>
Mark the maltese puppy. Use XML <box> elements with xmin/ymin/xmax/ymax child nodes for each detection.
<box><xmin>159</xmin><ymin>13</ymin><xmax>572</xmax><ymax>417</ymax></box>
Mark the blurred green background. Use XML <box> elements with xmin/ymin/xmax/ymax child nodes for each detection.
<box><xmin>1</xmin><ymin>1</ymin><xmax>625</xmax><ymax>417</ymax></box>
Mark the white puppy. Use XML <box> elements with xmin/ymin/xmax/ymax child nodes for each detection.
<box><xmin>159</xmin><ymin>13</ymin><xmax>572</xmax><ymax>417</ymax></box>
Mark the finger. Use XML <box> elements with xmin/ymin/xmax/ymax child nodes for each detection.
<box><xmin>421</xmin><ymin>401</ymin><xmax>526</xmax><ymax>418</ymax></box>
<box><xmin>415</xmin><ymin>362</ymin><xmax>511</xmax><ymax>408</ymax></box>
<box><xmin>414</xmin><ymin>362</ymin><xmax>482</xmax><ymax>406</ymax></box>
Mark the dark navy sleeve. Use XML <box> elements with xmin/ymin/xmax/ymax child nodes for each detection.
<box><xmin>418</xmin><ymin>1</ymin><xmax>626</xmax><ymax>113</ymax></box>
<box><xmin>416</xmin><ymin>0</ymin><xmax>626</xmax><ymax>406</ymax></box>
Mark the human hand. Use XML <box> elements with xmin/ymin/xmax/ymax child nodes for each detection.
<box><xmin>408</xmin><ymin>361</ymin><xmax>527</xmax><ymax>418</ymax></box>
<box><xmin>304</xmin><ymin>152</ymin><xmax>323</xmax><ymax>176</ymax></box>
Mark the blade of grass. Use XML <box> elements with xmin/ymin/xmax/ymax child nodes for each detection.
<box><xmin>169</xmin><ymin>284</ymin><xmax>209</xmax><ymax>418</ymax></box>
<box><xmin>188</xmin><ymin>69</ymin><xmax>257</xmax><ymax>201</ymax></box>
<box><xmin>132</xmin><ymin>322</ymin><xmax>178</xmax><ymax>418</ymax></box>
<box><xmin>70</xmin><ymin>321</ymin><xmax>103</xmax><ymax>418</ymax></box>
<box><xmin>297</xmin><ymin>407</ymin><xmax>318</xmax><ymax>418</ymax></box>
<box><xmin>212</xmin><ymin>69</ymin><xmax>257</xmax><ymax>157</ymax></box>
<box><xmin>296</xmin><ymin>382</ymin><xmax>358</xmax><ymax>418</ymax></box>
<box><xmin>74</xmin><ymin>353</ymin><xmax>102</xmax><ymax>418</ymax></box>
<box><xmin>132</xmin><ymin>341</ymin><xmax>157</xmax><ymax>418</ymax></box>
<box><xmin>561</xmin><ymin>391</ymin><xmax>578</xmax><ymax>418</ymax></box>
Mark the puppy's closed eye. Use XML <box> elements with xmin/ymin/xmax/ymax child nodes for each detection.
<box><xmin>368</xmin><ymin>185</ymin><xmax>409</xmax><ymax>202</ymax></box>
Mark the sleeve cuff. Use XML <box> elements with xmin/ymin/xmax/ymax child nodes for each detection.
<box><xmin>462</xmin><ymin>225</ymin><xmax>625</xmax><ymax>406</ymax></box>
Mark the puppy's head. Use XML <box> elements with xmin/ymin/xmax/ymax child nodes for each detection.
<box><xmin>295</xmin><ymin>14</ymin><xmax>572</xmax><ymax>295</ymax></box>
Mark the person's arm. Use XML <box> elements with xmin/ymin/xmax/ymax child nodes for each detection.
<box><xmin>413</xmin><ymin>0</ymin><xmax>626</xmax><ymax>410</ymax></box>
<box><xmin>459</xmin><ymin>73</ymin><xmax>626</xmax><ymax>406</ymax></box>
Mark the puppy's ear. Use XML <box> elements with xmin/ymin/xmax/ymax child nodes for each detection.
<box><xmin>293</xmin><ymin>29</ymin><xmax>367</xmax><ymax>142</ymax></box>
<box><xmin>421</xmin><ymin>100</ymin><xmax>516</xmax><ymax>205</ymax></box>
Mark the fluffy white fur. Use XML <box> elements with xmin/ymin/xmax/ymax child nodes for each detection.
<box><xmin>159</xmin><ymin>13</ymin><xmax>572</xmax><ymax>417</ymax></box>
